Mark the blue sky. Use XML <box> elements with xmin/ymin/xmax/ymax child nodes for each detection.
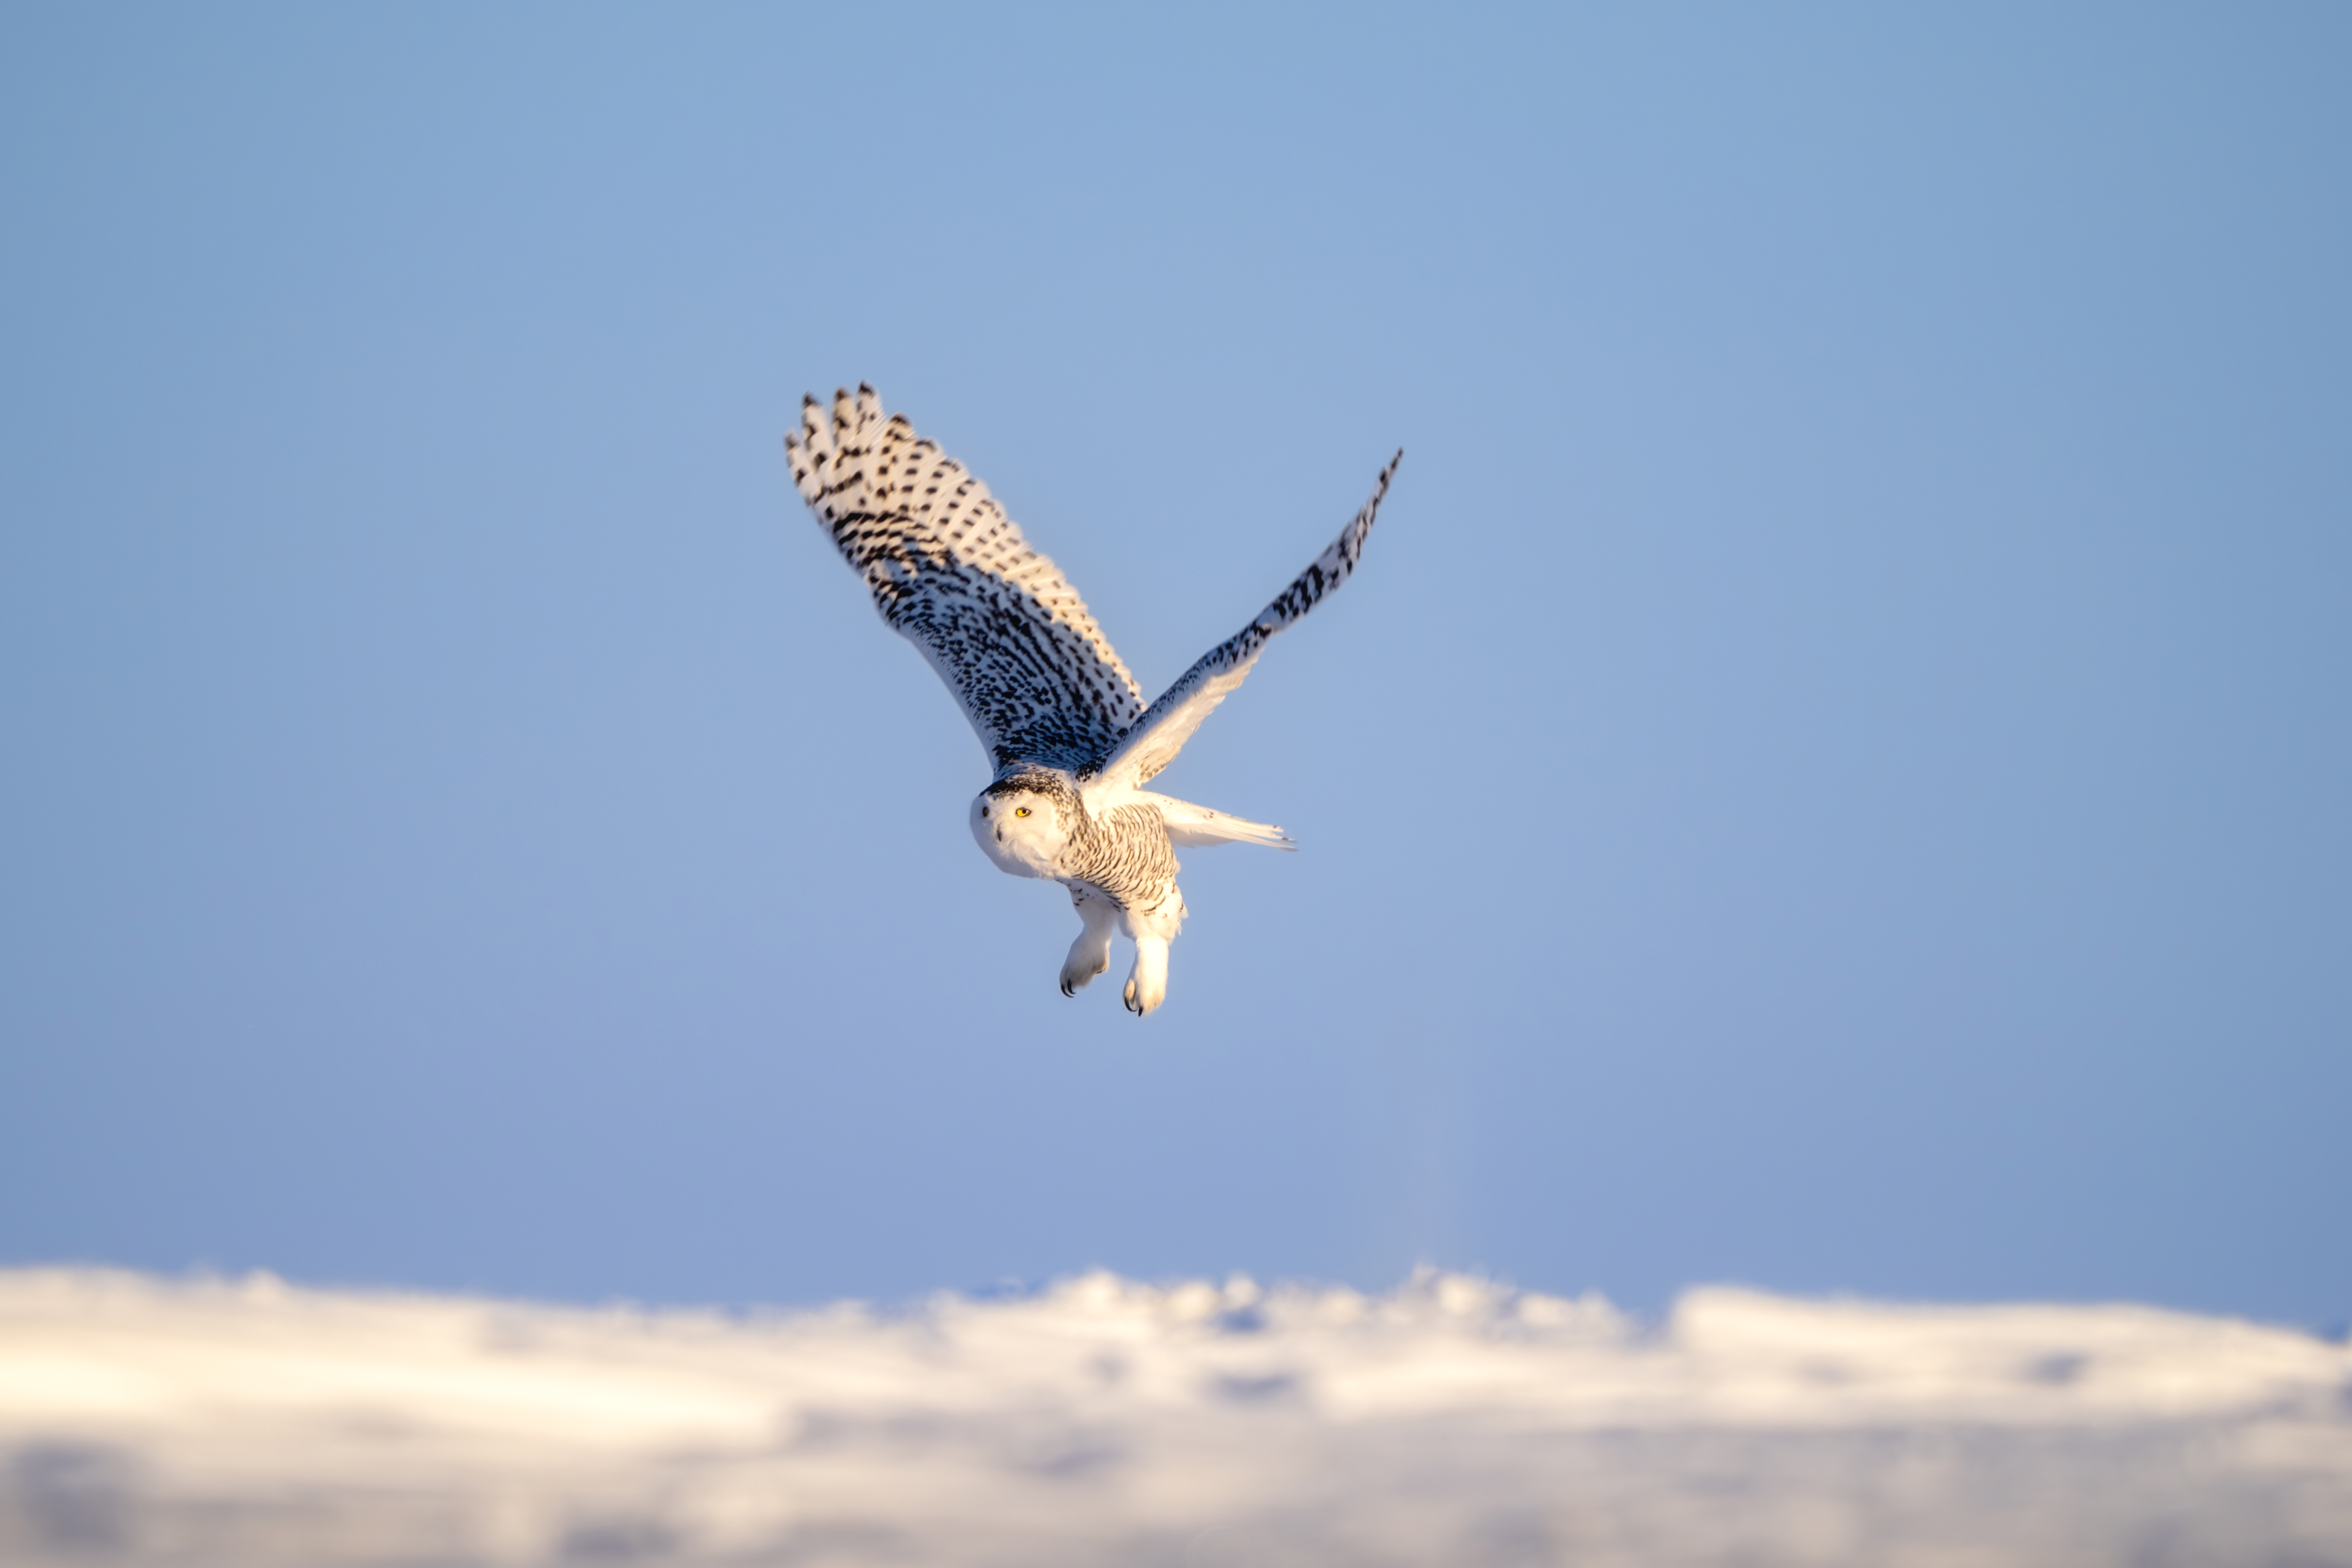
<box><xmin>2</xmin><ymin>4</ymin><xmax>2346</xmax><ymax>1323</ymax></box>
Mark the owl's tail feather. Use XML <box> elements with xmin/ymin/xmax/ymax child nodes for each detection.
<box><xmin>1147</xmin><ymin>793</ymin><xmax>1297</xmax><ymax>851</ymax></box>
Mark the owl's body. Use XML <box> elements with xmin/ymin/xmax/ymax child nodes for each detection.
<box><xmin>785</xmin><ymin>386</ymin><xmax>1396</xmax><ymax>1015</ymax></box>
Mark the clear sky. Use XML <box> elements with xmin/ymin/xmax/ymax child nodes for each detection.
<box><xmin>2</xmin><ymin>4</ymin><xmax>2345</xmax><ymax>1325</ymax></box>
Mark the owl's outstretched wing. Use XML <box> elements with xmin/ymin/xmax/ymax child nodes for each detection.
<box><xmin>1089</xmin><ymin>452</ymin><xmax>1400</xmax><ymax>799</ymax></box>
<box><xmin>786</xmin><ymin>386</ymin><xmax>1145</xmax><ymax>775</ymax></box>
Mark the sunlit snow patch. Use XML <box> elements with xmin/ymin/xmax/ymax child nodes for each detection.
<box><xmin>2</xmin><ymin>1266</ymin><xmax>2348</xmax><ymax>1565</ymax></box>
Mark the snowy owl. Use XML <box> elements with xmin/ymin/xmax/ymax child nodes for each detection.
<box><xmin>784</xmin><ymin>386</ymin><xmax>1398</xmax><ymax>1016</ymax></box>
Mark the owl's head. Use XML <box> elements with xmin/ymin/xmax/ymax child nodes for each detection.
<box><xmin>970</xmin><ymin>773</ymin><xmax>1074</xmax><ymax>879</ymax></box>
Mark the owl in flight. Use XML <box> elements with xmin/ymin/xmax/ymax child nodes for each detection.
<box><xmin>785</xmin><ymin>386</ymin><xmax>1398</xmax><ymax>1015</ymax></box>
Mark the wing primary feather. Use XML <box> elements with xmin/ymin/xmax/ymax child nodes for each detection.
<box><xmin>1091</xmin><ymin>451</ymin><xmax>1401</xmax><ymax>796</ymax></box>
<box><xmin>783</xmin><ymin>386</ymin><xmax>1146</xmax><ymax>774</ymax></box>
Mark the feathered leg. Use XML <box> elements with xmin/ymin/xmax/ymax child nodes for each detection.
<box><xmin>1060</xmin><ymin>889</ymin><xmax>1119</xmax><ymax>997</ymax></box>
<box><xmin>1122</xmin><ymin>934</ymin><xmax>1169</xmax><ymax>1017</ymax></box>
<box><xmin>1119</xmin><ymin>887</ymin><xmax>1185</xmax><ymax>1017</ymax></box>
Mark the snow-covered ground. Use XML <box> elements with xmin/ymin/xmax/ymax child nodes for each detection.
<box><xmin>2</xmin><ymin>1267</ymin><xmax>2346</xmax><ymax>1567</ymax></box>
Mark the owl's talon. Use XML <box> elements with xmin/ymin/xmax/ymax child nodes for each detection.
<box><xmin>1061</xmin><ymin>899</ymin><xmax>1116</xmax><ymax>996</ymax></box>
<box><xmin>1121</xmin><ymin>937</ymin><xmax>1169</xmax><ymax>1016</ymax></box>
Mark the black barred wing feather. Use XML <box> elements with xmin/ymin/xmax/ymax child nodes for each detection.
<box><xmin>786</xmin><ymin>386</ymin><xmax>1145</xmax><ymax>774</ymax></box>
<box><xmin>1093</xmin><ymin>452</ymin><xmax>1401</xmax><ymax>795</ymax></box>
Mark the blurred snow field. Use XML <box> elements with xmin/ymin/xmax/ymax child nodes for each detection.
<box><xmin>2</xmin><ymin>1267</ymin><xmax>2348</xmax><ymax>1566</ymax></box>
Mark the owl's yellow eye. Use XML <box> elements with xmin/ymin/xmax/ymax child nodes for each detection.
<box><xmin>1014</xmin><ymin>806</ymin><xmax>1031</xmax><ymax>818</ymax></box>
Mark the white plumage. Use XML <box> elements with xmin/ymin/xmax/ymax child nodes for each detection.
<box><xmin>784</xmin><ymin>385</ymin><xmax>1398</xmax><ymax>1015</ymax></box>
